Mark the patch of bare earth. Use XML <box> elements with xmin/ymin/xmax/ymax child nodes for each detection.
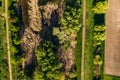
<box><xmin>105</xmin><ymin>0</ymin><xmax>120</xmax><ymax>76</ymax></box>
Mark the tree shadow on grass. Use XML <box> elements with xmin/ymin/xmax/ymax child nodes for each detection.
<box><xmin>94</xmin><ymin>14</ymin><xmax>105</xmax><ymax>25</ymax></box>
<box><xmin>93</xmin><ymin>76</ymin><xmax>101</xmax><ymax>80</ymax></box>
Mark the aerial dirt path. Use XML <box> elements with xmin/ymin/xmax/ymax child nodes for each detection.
<box><xmin>81</xmin><ymin>0</ymin><xmax>86</xmax><ymax>80</ymax></box>
<box><xmin>5</xmin><ymin>0</ymin><xmax>12</xmax><ymax>80</ymax></box>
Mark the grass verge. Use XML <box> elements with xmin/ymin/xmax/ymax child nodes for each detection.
<box><xmin>75</xmin><ymin>0</ymin><xmax>95</xmax><ymax>80</ymax></box>
<box><xmin>84</xmin><ymin>0</ymin><xmax>95</xmax><ymax>80</ymax></box>
<box><xmin>75</xmin><ymin>29</ymin><xmax>82</xmax><ymax>80</ymax></box>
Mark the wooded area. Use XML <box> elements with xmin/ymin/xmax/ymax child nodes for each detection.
<box><xmin>0</xmin><ymin>0</ymin><xmax>120</xmax><ymax>80</ymax></box>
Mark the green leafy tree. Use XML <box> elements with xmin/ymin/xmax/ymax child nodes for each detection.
<box><xmin>0</xmin><ymin>17</ymin><xmax>9</xmax><ymax>80</ymax></box>
<box><xmin>93</xmin><ymin>25</ymin><xmax>106</xmax><ymax>46</ymax></box>
<box><xmin>53</xmin><ymin>0</ymin><xmax>81</xmax><ymax>50</ymax></box>
<box><xmin>34</xmin><ymin>41</ymin><xmax>65</xmax><ymax>80</ymax></box>
<box><xmin>53</xmin><ymin>0</ymin><xmax>81</xmax><ymax>79</ymax></box>
<box><xmin>93</xmin><ymin>55</ymin><xmax>103</xmax><ymax>65</ymax></box>
<box><xmin>8</xmin><ymin>0</ymin><xmax>25</xmax><ymax>79</ymax></box>
<box><xmin>93</xmin><ymin>1</ymin><xmax>108</xmax><ymax>14</ymax></box>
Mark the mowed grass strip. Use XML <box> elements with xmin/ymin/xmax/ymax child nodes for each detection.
<box><xmin>75</xmin><ymin>29</ymin><xmax>82</xmax><ymax>80</ymax></box>
<box><xmin>84</xmin><ymin>0</ymin><xmax>94</xmax><ymax>80</ymax></box>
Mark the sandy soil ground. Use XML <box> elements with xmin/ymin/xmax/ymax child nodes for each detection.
<box><xmin>105</xmin><ymin>0</ymin><xmax>120</xmax><ymax>76</ymax></box>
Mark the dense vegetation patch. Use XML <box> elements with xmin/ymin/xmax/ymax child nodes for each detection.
<box><xmin>1</xmin><ymin>0</ymin><xmax>120</xmax><ymax>80</ymax></box>
<box><xmin>0</xmin><ymin>16</ymin><xmax>9</xmax><ymax>80</ymax></box>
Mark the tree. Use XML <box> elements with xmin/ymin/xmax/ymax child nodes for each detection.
<box><xmin>93</xmin><ymin>25</ymin><xmax>106</xmax><ymax>46</ymax></box>
<box><xmin>53</xmin><ymin>0</ymin><xmax>81</xmax><ymax>79</ymax></box>
<box><xmin>34</xmin><ymin>41</ymin><xmax>65</xmax><ymax>80</ymax></box>
<box><xmin>93</xmin><ymin>1</ymin><xmax>108</xmax><ymax>14</ymax></box>
<box><xmin>93</xmin><ymin>55</ymin><xmax>103</xmax><ymax>65</ymax></box>
<box><xmin>0</xmin><ymin>16</ymin><xmax>9</xmax><ymax>80</ymax></box>
<box><xmin>8</xmin><ymin>0</ymin><xmax>25</xmax><ymax>79</ymax></box>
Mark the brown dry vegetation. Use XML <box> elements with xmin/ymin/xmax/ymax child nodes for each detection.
<box><xmin>59</xmin><ymin>45</ymin><xmax>76</xmax><ymax>79</ymax></box>
<box><xmin>20</xmin><ymin>0</ymin><xmax>42</xmax><ymax>70</ymax></box>
<box><xmin>58</xmin><ymin>33</ymin><xmax>77</xmax><ymax>77</ymax></box>
<box><xmin>19</xmin><ymin>0</ymin><xmax>77</xmax><ymax>79</ymax></box>
<box><xmin>19</xmin><ymin>0</ymin><xmax>66</xmax><ymax>74</ymax></box>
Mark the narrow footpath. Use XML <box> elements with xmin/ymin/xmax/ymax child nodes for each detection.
<box><xmin>5</xmin><ymin>0</ymin><xmax>12</xmax><ymax>80</ymax></box>
<box><xmin>81</xmin><ymin>0</ymin><xmax>86</xmax><ymax>80</ymax></box>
